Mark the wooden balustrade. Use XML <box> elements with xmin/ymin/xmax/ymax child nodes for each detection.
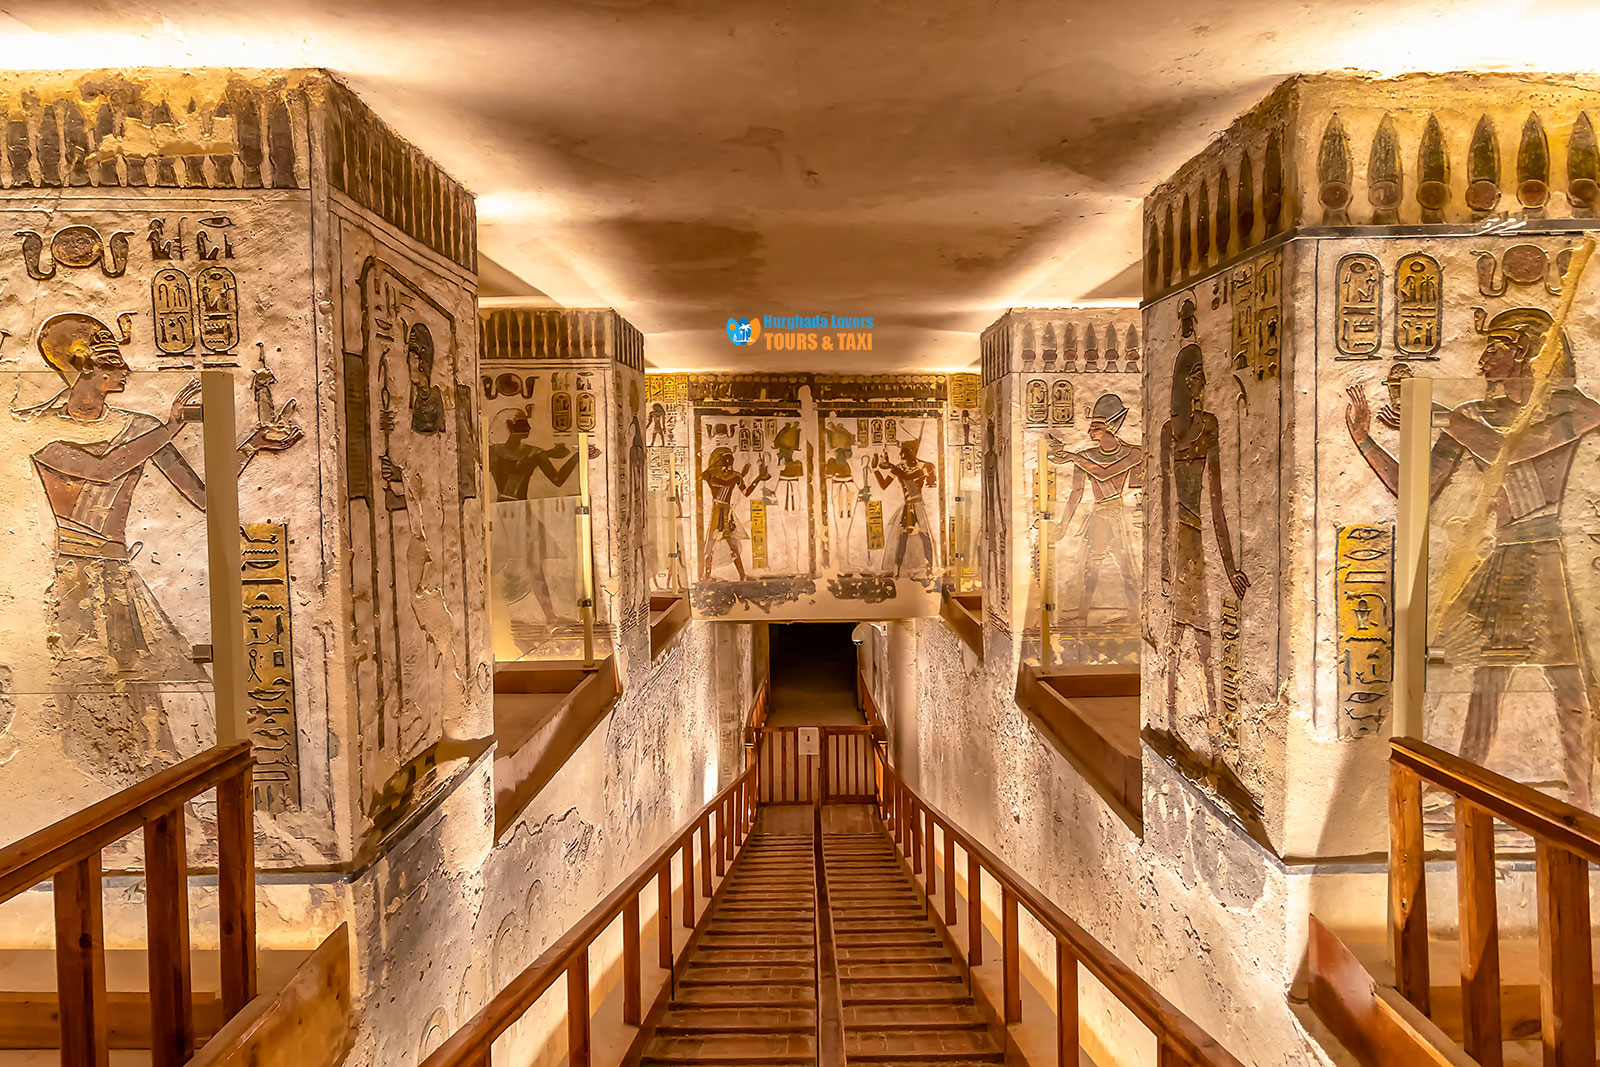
<box><xmin>419</xmin><ymin>765</ymin><xmax>757</xmax><ymax>1067</ymax></box>
<box><xmin>0</xmin><ymin>742</ymin><xmax>257</xmax><ymax>1067</ymax></box>
<box><xmin>874</xmin><ymin>751</ymin><xmax>1245</xmax><ymax>1067</ymax></box>
<box><xmin>1390</xmin><ymin>736</ymin><xmax>1600</xmax><ymax>1067</ymax></box>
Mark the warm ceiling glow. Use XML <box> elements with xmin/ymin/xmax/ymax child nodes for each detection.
<box><xmin>0</xmin><ymin>14</ymin><xmax>374</xmax><ymax>73</ymax></box>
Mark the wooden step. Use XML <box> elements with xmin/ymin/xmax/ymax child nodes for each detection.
<box><xmin>642</xmin><ymin>1031</ymin><xmax>817</xmax><ymax>1062</ymax></box>
<box><xmin>846</xmin><ymin>1028</ymin><xmax>1003</xmax><ymax>1058</ymax></box>
<box><xmin>844</xmin><ymin>1003</ymin><xmax>989</xmax><ymax>1030</ymax></box>
<box><xmin>656</xmin><ymin>1005</ymin><xmax>816</xmax><ymax>1033</ymax></box>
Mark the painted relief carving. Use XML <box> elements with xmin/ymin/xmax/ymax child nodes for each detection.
<box><xmin>195</xmin><ymin>215</ymin><xmax>235</xmax><ymax>260</ymax></box>
<box><xmin>1335</xmin><ymin>525</ymin><xmax>1394</xmax><ymax>739</ymax></box>
<box><xmin>1395</xmin><ymin>252</ymin><xmax>1443</xmax><ymax>358</ymax></box>
<box><xmin>13</xmin><ymin>315</ymin><xmax>207</xmax><ymax>770</ymax></box>
<box><xmin>238</xmin><ymin>349</ymin><xmax>305</xmax><ymax>474</ymax></box>
<box><xmin>152</xmin><ymin>267</ymin><xmax>196</xmax><ymax>355</ymax></box>
<box><xmin>1473</xmin><ymin>243</ymin><xmax>1574</xmax><ymax>297</ymax></box>
<box><xmin>1345</xmin><ymin>306</ymin><xmax>1600</xmax><ymax>804</ymax></box>
<box><xmin>1025</xmin><ymin>379</ymin><xmax>1047</xmax><ymax>425</ymax></box>
<box><xmin>241</xmin><ymin>522</ymin><xmax>299</xmax><ymax>810</ymax></box>
<box><xmin>407</xmin><ymin>323</ymin><xmax>445</xmax><ymax>435</ymax></box>
<box><xmin>147</xmin><ymin>218</ymin><xmax>183</xmax><ymax>261</ymax></box>
<box><xmin>1159</xmin><ymin>343</ymin><xmax>1251</xmax><ymax>738</ymax></box>
<box><xmin>1334</xmin><ymin>253</ymin><xmax>1381</xmax><ymax>358</ymax></box>
<box><xmin>699</xmin><ymin>447</ymin><xmax>771</xmax><ymax>581</ymax></box>
<box><xmin>1046</xmin><ymin>393</ymin><xmax>1143</xmax><ymax>625</ymax></box>
<box><xmin>17</xmin><ymin>225</ymin><xmax>132</xmax><ymax>280</ymax></box>
<box><xmin>196</xmin><ymin>266</ymin><xmax>239</xmax><ymax>353</ymax></box>
<box><xmin>870</xmin><ymin>437</ymin><xmax>938</xmax><ymax>579</ymax></box>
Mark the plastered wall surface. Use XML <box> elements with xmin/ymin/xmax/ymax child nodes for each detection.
<box><xmin>898</xmin><ymin>619</ymin><xmax>1336</xmax><ymax>1067</ymax></box>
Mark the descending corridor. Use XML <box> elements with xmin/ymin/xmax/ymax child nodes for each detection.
<box><xmin>637</xmin><ymin>807</ymin><xmax>1002</xmax><ymax>1066</ymax></box>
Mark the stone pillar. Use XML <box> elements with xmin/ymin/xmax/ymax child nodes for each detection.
<box><xmin>478</xmin><ymin>307</ymin><xmax>650</xmax><ymax>676</ymax></box>
<box><xmin>978</xmin><ymin>308</ymin><xmax>1143</xmax><ymax>665</ymax></box>
<box><xmin>1142</xmin><ymin>73</ymin><xmax>1600</xmax><ymax>864</ymax></box>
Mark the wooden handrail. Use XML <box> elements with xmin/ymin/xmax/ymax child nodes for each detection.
<box><xmin>876</xmin><ymin>753</ymin><xmax>1245</xmax><ymax>1067</ymax></box>
<box><xmin>1391</xmin><ymin>736</ymin><xmax>1600</xmax><ymax>865</ymax></box>
<box><xmin>0</xmin><ymin>742</ymin><xmax>253</xmax><ymax>901</ymax></box>
<box><xmin>421</xmin><ymin>764</ymin><xmax>758</xmax><ymax>1067</ymax></box>
<box><xmin>0</xmin><ymin>742</ymin><xmax>257</xmax><ymax>1067</ymax></box>
<box><xmin>1389</xmin><ymin>736</ymin><xmax>1599</xmax><ymax>1065</ymax></box>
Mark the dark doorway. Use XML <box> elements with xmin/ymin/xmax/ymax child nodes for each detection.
<box><xmin>767</xmin><ymin>622</ymin><xmax>865</xmax><ymax>726</ymax></box>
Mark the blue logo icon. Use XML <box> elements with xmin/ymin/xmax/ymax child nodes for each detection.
<box><xmin>726</xmin><ymin>317</ymin><xmax>760</xmax><ymax>345</ymax></box>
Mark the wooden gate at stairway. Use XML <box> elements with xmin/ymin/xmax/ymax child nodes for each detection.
<box><xmin>754</xmin><ymin>725</ymin><xmax>878</xmax><ymax>804</ymax></box>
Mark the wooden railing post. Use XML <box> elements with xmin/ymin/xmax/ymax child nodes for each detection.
<box><xmin>658</xmin><ymin>863</ymin><xmax>674</xmax><ymax>969</ymax></box>
<box><xmin>944</xmin><ymin>831</ymin><xmax>957</xmax><ymax>927</ymax></box>
<box><xmin>1003</xmin><ymin>887</ymin><xmax>1021</xmax><ymax>1024</ymax></box>
<box><xmin>567</xmin><ymin>951</ymin><xmax>591</xmax><ymax>1067</ymax></box>
<box><xmin>968</xmin><ymin>851</ymin><xmax>983</xmax><ymax>966</ymax></box>
<box><xmin>925</xmin><ymin>813</ymin><xmax>936</xmax><ymax>896</ymax></box>
<box><xmin>623</xmin><ymin>894</ymin><xmax>642</xmax><ymax>1026</ymax></box>
<box><xmin>54</xmin><ymin>854</ymin><xmax>108</xmax><ymax>1067</ymax></box>
<box><xmin>217</xmin><ymin>765</ymin><xmax>257</xmax><ymax>1017</ymax></box>
<box><xmin>911</xmin><ymin>802</ymin><xmax>922</xmax><ymax>877</ymax></box>
<box><xmin>1057</xmin><ymin>939</ymin><xmax>1079</xmax><ymax>1067</ymax></box>
<box><xmin>682</xmin><ymin>840</ymin><xmax>696</xmax><ymax>928</ymax></box>
<box><xmin>1388</xmin><ymin>762</ymin><xmax>1429</xmax><ymax>1013</ymax></box>
<box><xmin>1537</xmin><ymin>841</ymin><xmax>1594</xmax><ymax>1067</ymax></box>
<box><xmin>1455</xmin><ymin>800</ymin><xmax>1502</xmax><ymax>1067</ymax></box>
<box><xmin>145</xmin><ymin>808</ymin><xmax>194</xmax><ymax>1067</ymax></box>
<box><xmin>700</xmin><ymin>817</ymin><xmax>713</xmax><ymax>898</ymax></box>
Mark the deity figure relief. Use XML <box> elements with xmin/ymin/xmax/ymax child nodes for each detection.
<box><xmin>1048</xmin><ymin>392</ymin><xmax>1143</xmax><ymax>624</ymax></box>
<box><xmin>823</xmin><ymin>422</ymin><xmax>857</xmax><ymax>519</ymax></box>
<box><xmin>1346</xmin><ymin>307</ymin><xmax>1600</xmax><ymax>805</ymax></box>
<box><xmin>488</xmin><ymin>408</ymin><xmax>586</xmax><ymax>624</ymax></box>
<box><xmin>1159</xmin><ymin>344</ymin><xmax>1250</xmax><ymax>723</ymax></box>
<box><xmin>407</xmin><ymin>322</ymin><xmax>445</xmax><ymax>435</ymax></box>
<box><xmin>700</xmin><ymin>446</ymin><xmax>770</xmax><ymax>581</ymax></box>
<box><xmin>872</xmin><ymin>436</ymin><xmax>938</xmax><ymax>578</ymax></box>
<box><xmin>646</xmin><ymin>402</ymin><xmax>669</xmax><ymax>446</ymax></box>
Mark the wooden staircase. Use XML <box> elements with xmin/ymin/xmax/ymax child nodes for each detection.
<box><xmin>635</xmin><ymin>810</ymin><xmax>1003</xmax><ymax>1066</ymax></box>
<box><xmin>641</xmin><ymin>833</ymin><xmax>818</xmax><ymax>1066</ymax></box>
<box><xmin>824</xmin><ymin>831</ymin><xmax>1002</xmax><ymax>1066</ymax></box>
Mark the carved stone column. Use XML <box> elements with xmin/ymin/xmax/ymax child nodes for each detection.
<box><xmin>1143</xmin><ymin>73</ymin><xmax>1600</xmax><ymax>861</ymax></box>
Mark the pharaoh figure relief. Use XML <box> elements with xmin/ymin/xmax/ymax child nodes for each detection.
<box><xmin>1159</xmin><ymin>343</ymin><xmax>1251</xmax><ymax>734</ymax></box>
<box><xmin>1048</xmin><ymin>392</ymin><xmax>1143</xmax><ymax>625</ymax></box>
<box><xmin>870</xmin><ymin>436</ymin><xmax>938</xmax><ymax>579</ymax></box>
<box><xmin>699</xmin><ymin>446</ymin><xmax>771</xmax><ymax>581</ymax></box>
<box><xmin>10</xmin><ymin>314</ymin><xmax>297</xmax><ymax>772</ymax></box>
<box><xmin>1346</xmin><ymin>307</ymin><xmax>1600</xmax><ymax>806</ymax></box>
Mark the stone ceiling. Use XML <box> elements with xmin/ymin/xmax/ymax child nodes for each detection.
<box><xmin>2</xmin><ymin>0</ymin><xmax>1597</xmax><ymax>371</ymax></box>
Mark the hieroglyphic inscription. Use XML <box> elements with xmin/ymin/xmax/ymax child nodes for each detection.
<box><xmin>1229</xmin><ymin>262</ymin><xmax>1255</xmax><ymax>372</ymax></box>
<box><xmin>1219</xmin><ymin>599</ymin><xmax>1242</xmax><ymax>729</ymax></box>
<box><xmin>1335</xmin><ymin>253</ymin><xmax>1382</xmax><ymax>358</ymax></box>
<box><xmin>1395</xmin><ymin>253</ymin><xmax>1442</xmax><ymax>358</ymax></box>
<box><xmin>866</xmin><ymin>500</ymin><xmax>885</xmax><ymax>551</ymax></box>
<box><xmin>1253</xmin><ymin>252</ymin><xmax>1282</xmax><ymax>378</ymax></box>
<box><xmin>1335</xmin><ymin>524</ymin><xmax>1394</xmax><ymax>738</ymax></box>
<box><xmin>947</xmin><ymin>372</ymin><xmax>979</xmax><ymax>410</ymax></box>
<box><xmin>750</xmin><ymin>498</ymin><xmax>769</xmax><ymax>569</ymax></box>
<box><xmin>241</xmin><ymin>522</ymin><xmax>300</xmax><ymax>811</ymax></box>
<box><xmin>196</xmin><ymin>265</ymin><xmax>239</xmax><ymax>352</ymax></box>
<box><xmin>152</xmin><ymin>268</ymin><xmax>195</xmax><ymax>355</ymax></box>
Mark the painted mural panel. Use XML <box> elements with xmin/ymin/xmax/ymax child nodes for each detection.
<box><xmin>0</xmin><ymin>194</ymin><xmax>327</xmax><ymax>855</ymax></box>
<box><xmin>645</xmin><ymin>373</ymin><xmax>691</xmax><ymax>592</ymax></box>
<box><xmin>1315</xmin><ymin>233</ymin><xmax>1600</xmax><ymax>825</ymax></box>
<box><xmin>684</xmin><ymin>374</ymin><xmax>957</xmax><ymax>620</ymax></box>
<box><xmin>946</xmin><ymin>373</ymin><xmax>981</xmax><ymax>593</ymax></box>
<box><xmin>336</xmin><ymin>207</ymin><xmax>483</xmax><ymax>815</ymax></box>
<box><xmin>1144</xmin><ymin>256</ymin><xmax>1284</xmax><ymax>818</ymax></box>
